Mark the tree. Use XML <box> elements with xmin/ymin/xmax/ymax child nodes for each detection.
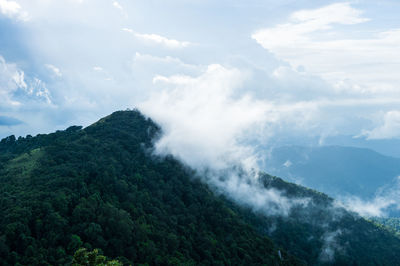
<box><xmin>72</xmin><ymin>248</ymin><xmax>122</xmax><ymax>266</ymax></box>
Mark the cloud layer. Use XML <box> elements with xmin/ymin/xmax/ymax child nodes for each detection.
<box><xmin>1</xmin><ymin>1</ymin><xmax>399</xmax><ymax>144</ymax></box>
<box><xmin>140</xmin><ymin>64</ymin><xmax>268</xmax><ymax>171</ymax></box>
<box><xmin>0</xmin><ymin>0</ymin><xmax>28</xmax><ymax>21</ymax></box>
<box><xmin>252</xmin><ymin>2</ymin><xmax>400</xmax><ymax>95</ymax></box>
<box><xmin>123</xmin><ymin>28</ymin><xmax>191</xmax><ymax>49</ymax></box>
<box><xmin>337</xmin><ymin>176</ymin><xmax>400</xmax><ymax>217</ymax></box>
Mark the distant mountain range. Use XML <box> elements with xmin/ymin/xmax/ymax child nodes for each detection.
<box><xmin>263</xmin><ymin>145</ymin><xmax>400</xmax><ymax>200</ymax></box>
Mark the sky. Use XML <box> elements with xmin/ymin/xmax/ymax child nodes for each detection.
<box><xmin>1</xmin><ymin>0</ymin><xmax>400</xmax><ymax>155</ymax></box>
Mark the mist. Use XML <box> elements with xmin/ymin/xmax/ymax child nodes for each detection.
<box><xmin>137</xmin><ymin>61</ymin><xmax>398</xmax><ymax>263</ymax></box>
<box><xmin>138</xmin><ymin>62</ymin><xmax>356</xmax><ymax>263</ymax></box>
<box><xmin>2</xmin><ymin>1</ymin><xmax>400</xmax><ymax>263</ymax></box>
<box><xmin>338</xmin><ymin>176</ymin><xmax>400</xmax><ymax>217</ymax></box>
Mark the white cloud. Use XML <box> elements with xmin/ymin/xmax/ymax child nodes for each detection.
<box><xmin>253</xmin><ymin>3</ymin><xmax>368</xmax><ymax>50</ymax></box>
<box><xmin>252</xmin><ymin>2</ymin><xmax>400</xmax><ymax>95</ymax></box>
<box><xmin>140</xmin><ymin>64</ymin><xmax>272</xmax><ymax>171</ymax></box>
<box><xmin>140</xmin><ymin>64</ymin><xmax>314</xmax><ymax>217</ymax></box>
<box><xmin>362</xmin><ymin>111</ymin><xmax>400</xmax><ymax>139</ymax></box>
<box><xmin>341</xmin><ymin>196</ymin><xmax>395</xmax><ymax>217</ymax></box>
<box><xmin>112</xmin><ymin>1</ymin><xmax>127</xmax><ymax>17</ymax></box>
<box><xmin>93</xmin><ymin>66</ymin><xmax>103</xmax><ymax>72</ymax></box>
<box><xmin>134</xmin><ymin>52</ymin><xmax>199</xmax><ymax>72</ymax></box>
<box><xmin>339</xmin><ymin>176</ymin><xmax>400</xmax><ymax>217</ymax></box>
<box><xmin>30</xmin><ymin>77</ymin><xmax>52</xmax><ymax>104</ymax></box>
<box><xmin>112</xmin><ymin>1</ymin><xmax>122</xmax><ymax>10</ymax></box>
<box><xmin>319</xmin><ymin>230</ymin><xmax>343</xmax><ymax>263</ymax></box>
<box><xmin>92</xmin><ymin>66</ymin><xmax>113</xmax><ymax>81</ymax></box>
<box><xmin>0</xmin><ymin>0</ymin><xmax>28</xmax><ymax>21</ymax></box>
<box><xmin>122</xmin><ymin>28</ymin><xmax>191</xmax><ymax>48</ymax></box>
<box><xmin>45</xmin><ymin>64</ymin><xmax>62</xmax><ymax>77</ymax></box>
<box><xmin>283</xmin><ymin>160</ymin><xmax>292</xmax><ymax>167</ymax></box>
<box><xmin>0</xmin><ymin>55</ymin><xmax>24</xmax><ymax>106</ymax></box>
<box><xmin>132</xmin><ymin>52</ymin><xmax>202</xmax><ymax>85</ymax></box>
<box><xmin>0</xmin><ymin>56</ymin><xmax>52</xmax><ymax>107</ymax></box>
<box><xmin>139</xmin><ymin>63</ymin><xmax>332</xmax><ymax>161</ymax></box>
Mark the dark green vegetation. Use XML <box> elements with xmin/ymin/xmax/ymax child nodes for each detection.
<box><xmin>1</xmin><ymin>110</ymin><xmax>400</xmax><ymax>265</ymax></box>
<box><xmin>72</xmin><ymin>248</ymin><xmax>122</xmax><ymax>266</ymax></box>
<box><xmin>251</xmin><ymin>174</ymin><xmax>400</xmax><ymax>265</ymax></box>
<box><xmin>371</xmin><ymin>217</ymin><xmax>400</xmax><ymax>238</ymax></box>
<box><xmin>0</xmin><ymin>111</ymin><xmax>299</xmax><ymax>265</ymax></box>
<box><xmin>264</xmin><ymin>145</ymin><xmax>400</xmax><ymax>200</ymax></box>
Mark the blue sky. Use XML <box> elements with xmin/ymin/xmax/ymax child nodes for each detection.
<box><xmin>1</xmin><ymin>0</ymin><xmax>400</xmax><ymax>158</ymax></box>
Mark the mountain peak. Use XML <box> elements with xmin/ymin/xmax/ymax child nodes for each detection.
<box><xmin>1</xmin><ymin>111</ymin><xmax>400</xmax><ymax>265</ymax></box>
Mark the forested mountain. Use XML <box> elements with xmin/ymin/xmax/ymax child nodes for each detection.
<box><xmin>0</xmin><ymin>111</ymin><xmax>300</xmax><ymax>265</ymax></box>
<box><xmin>371</xmin><ymin>217</ymin><xmax>400</xmax><ymax>238</ymax></box>
<box><xmin>1</xmin><ymin>110</ymin><xmax>400</xmax><ymax>265</ymax></box>
<box><xmin>263</xmin><ymin>145</ymin><xmax>400</xmax><ymax>200</ymax></box>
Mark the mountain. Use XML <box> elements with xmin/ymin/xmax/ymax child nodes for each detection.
<box><xmin>1</xmin><ymin>110</ymin><xmax>400</xmax><ymax>265</ymax></box>
<box><xmin>323</xmin><ymin>135</ymin><xmax>400</xmax><ymax>159</ymax></box>
<box><xmin>263</xmin><ymin>145</ymin><xmax>400</xmax><ymax>200</ymax></box>
<box><xmin>0</xmin><ymin>111</ymin><xmax>300</xmax><ymax>265</ymax></box>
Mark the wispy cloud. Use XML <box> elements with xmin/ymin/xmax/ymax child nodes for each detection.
<box><xmin>112</xmin><ymin>1</ymin><xmax>122</xmax><ymax>11</ymax></box>
<box><xmin>1</xmin><ymin>55</ymin><xmax>25</xmax><ymax>107</ymax></box>
<box><xmin>0</xmin><ymin>56</ymin><xmax>52</xmax><ymax>106</ymax></box>
<box><xmin>92</xmin><ymin>66</ymin><xmax>113</xmax><ymax>81</ymax></box>
<box><xmin>112</xmin><ymin>1</ymin><xmax>127</xmax><ymax>17</ymax></box>
<box><xmin>361</xmin><ymin>111</ymin><xmax>400</xmax><ymax>140</ymax></box>
<box><xmin>319</xmin><ymin>229</ymin><xmax>343</xmax><ymax>263</ymax></box>
<box><xmin>140</xmin><ymin>64</ymin><xmax>314</xmax><ymax>217</ymax></box>
<box><xmin>140</xmin><ymin>64</ymin><xmax>269</xmax><ymax>170</ymax></box>
<box><xmin>252</xmin><ymin>2</ymin><xmax>400</xmax><ymax>95</ymax></box>
<box><xmin>338</xmin><ymin>176</ymin><xmax>400</xmax><ymax>217</ymax></box>
<box><xmin>0</xmin><ymin>0</ymin><xmax>28</xmax><ymax>21</ymax></box>
<box><xmin>45</xmin><ymin>64</ymin><xmax>62</xmax><ymax>77</ymax></box>
<box><xmin>122</xmin><ymin>28</ymin><xmax>191</xmax><ymax>49</ymax></box>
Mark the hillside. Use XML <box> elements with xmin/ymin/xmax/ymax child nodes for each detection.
<box><xmin>1</xmin><ymin>110</ymin><xmax>400</xmax><ymax>265</ymax></box>
<box><xmin>263</xmin><ymin>145</ymin><xmax>400</xmax><ymax>200</ymax></box>
<box><xmin>0</xmin><ymin>111</ymin><xmax>299</xmax><ymax>265</ymax></box>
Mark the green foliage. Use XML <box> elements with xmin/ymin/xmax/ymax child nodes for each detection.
<box><xmin>72</xmin><ymin>248</ymin><xmax>122</xmax><ymax>266</ymax></box>
<box><xmin>0</xmin><ymin>111</ymin><xmax>298</xmax><ymax>265</ymax></box>
<box><xmin>250</xmin><ymin>174</ymin><xmax>400</xmax><ymax>265</ymax></box>
<box><xmin>370</xmin><ymin>217</ymin><xmax>400</xmax><ymax>238</ymax></box>
<box><xmin>1</xmin><ymin>110</ymin><xmax>400</xmax><ymax>265</ymax></box>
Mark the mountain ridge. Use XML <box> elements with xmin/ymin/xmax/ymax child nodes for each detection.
<box><xmin>1</xmin><ymin>110</ymin><xmax>400</xmax><ymax>265</ymax></box>
<box><xmin>264</xmin><ymin>145</ymin><xmax>400</xmax><ymax>201</ymax></box>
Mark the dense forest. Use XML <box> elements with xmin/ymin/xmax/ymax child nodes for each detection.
<box><xmin>371</xmin><ymin>217</ymin><xmax>400</xmax><ymax>238</ymax></box>
<box><xmin>1</xmin><ymin>110</ymin><xmax>400</xmax><ymax>265</ymax></box>
<box><xmin>0</xmin><ymin>111</ymin><xmax>300</xmax><ymax>265</ymax></box>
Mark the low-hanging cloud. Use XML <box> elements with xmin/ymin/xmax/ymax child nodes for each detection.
<box><xmin>319</xmin><ymin>229</ymin><xmax>344</xmax><ymax>263</ymax></box>
<box><xmin>140</xmin><ymin>64</ymin><xmax>272</xmax><ymax>171</ymax></box>
<box><xmin>338</xmin><ymin>176</ymin><xmax>400</xmax><ymax>217</ymax></box>
<box><xmin>139</xmin><ymin>64</ymin><xmax>316</xmax><ymax>219</ymax></box>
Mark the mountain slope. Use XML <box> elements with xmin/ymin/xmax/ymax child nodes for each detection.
<box><xmin>0</xmin><ymin>111</ymin><xmax>299</xmax><ymax>265</ymax></box>
<box><xmin>1</xmin><ymin>110</ymin><xmax>400</xmax><ymax>265</ymax></box>
<box><xmin>252</xmin><ymin>174</ymin><xmax>400</xmax><ymax>265</ymax></box>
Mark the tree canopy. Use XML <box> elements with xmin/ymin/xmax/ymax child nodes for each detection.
<box><xmin>0</xmin><ymin>110</ymin><xmax>399</xmax><ymax>265</ymax></box>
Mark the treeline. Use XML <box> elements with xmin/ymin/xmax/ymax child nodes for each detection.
<box><xmin>371</xmin><ymin>217</ymin><xmax>400</xmax><ymax>238</ymax></box>
<box><xmin>1</xmin><ymin>110</ymin><xmax>400</xmax><ymax>265</ymax></box>
<box><xmin>0</xmin><ymin>111</ymin><xmax>299</xmax><ymax>265</ymax></box>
